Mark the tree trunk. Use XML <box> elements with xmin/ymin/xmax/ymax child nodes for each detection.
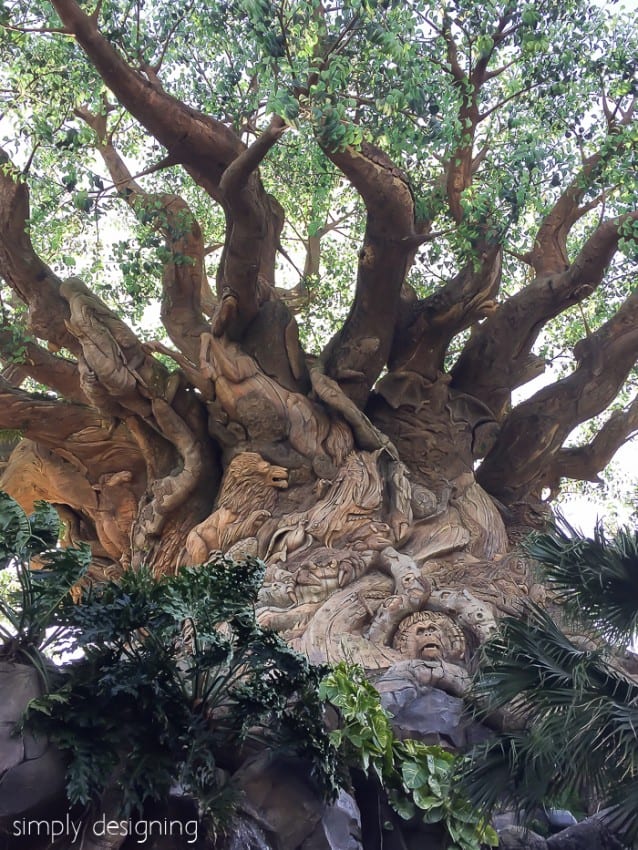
<box><xmin>1</xmin><ymin>333</ymin><xmax>546</xmax><ymax>684</ymax></box>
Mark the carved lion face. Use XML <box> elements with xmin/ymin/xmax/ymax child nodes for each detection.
<box><xmin>258</xmin><ymin>459</ymin><xmax>288</xmax><ymax>489</ymax></box>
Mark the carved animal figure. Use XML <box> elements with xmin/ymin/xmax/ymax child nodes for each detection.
<box><xmin>183</xmin><ymin>452</ymin><xmax>288</xmax><ymax>564</ymax></box>
<box><xmin>392</xmin><ymin>610</ymin><xmax>466</xmax><ymax>662</ymax></box>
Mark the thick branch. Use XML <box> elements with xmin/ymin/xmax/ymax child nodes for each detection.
<box><xmin>319</xmin><ymin>142</ymin><xmax>417</xmax><ymax>406</ymax></box>
<box><xmin>0</xmin><ymin>330</ymin><xmax>87</xmax><ymax>402</ymax></box>
<box><xmin>76</xmin><ymin>109</ymin><xmax>209</xmax><ymax>360</ymax></box>
<box><xmin>389</xmin><ymin>244</ymin><xmax>501</xmax><ymax>376</ymax></box>
<box><xmin>526</xmin><ymin>103</ymin><xmax>636</xmax><ymax>275</ymax></box>
<box><xmin>0</xmin><ymin>151</ymin><xmax>77</xmax><ymax>351</ymax></box>
<box><xmin>541</xmin><ymin>396</ymin><xmax>638</xmax><ymax>493</ymax></box>
<box><xmin>452</xmin><ymin>212</ymin><xmax>638</xmax><ymax>418</ymax></box>
<box><xmin>52</xmin><ymin>0</ymin><xmax>285</xmax><ymax>339</ymax></box>
<box><xmin>477</xmin><ymin>288</ymin><xmax>638</xmax><ymax>504</ymax></box>
<box><xmin>0</xmin><ymin>378</ymin><xmax>143</xmax><ymax>479</ymax></box>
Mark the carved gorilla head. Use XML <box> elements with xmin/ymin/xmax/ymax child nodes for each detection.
<box><xmin>393</xmin><ymin>610</ymin><xmax>465</xmax><ymax>662</ymax></box>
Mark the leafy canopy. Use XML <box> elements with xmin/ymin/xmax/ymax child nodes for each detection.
<box><xmin>1</xmin><ymin>0</ymin><xmax>636</xmax><ymax>340</ymax></box>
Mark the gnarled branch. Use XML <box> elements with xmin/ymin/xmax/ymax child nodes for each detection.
<box><xmin>0</xmin><ymin>330</ymin><xmax>87</xmax><ymax>403</ymax></box>
<box><xmin>477</xmin><ymin>287</ymin><xmax>638</xmax><ymax>504</ymax></box>
<box><xmin>319</xmin><ymin>142</ymin><xmax>417</xmax><ymax>406</ymax></box>
<box><xmin>452</xmin><ymin>211</ymin><xmax>638</xmax><ymax>418</ymax></box>
<box><xmin>0</xmin><ymin>150</ymin><xmax>78</xmax><ymax>352</ymax></box>
<box><xmin>389</xmin><ymin>244</ymin><xmax>501</xmax><ymax>377</ymax></box>
<box><xmin>541</xmin><ymin>395</ymin><xmax>638</xmax><ymax>495</ymax></box>
<box><xmin>76</xmin><ymin>105</ymin><xmax>210</xmax><ymax>360</ymax></box>
<box><xmin>524</xmin><ymin>100</ymin><xmax>636</xmax><ymax>276</ymax></box>
<box><xmin>52</xmin><ymin>0</ymin><xmax>286</xmax><ymax>340</ymax></box>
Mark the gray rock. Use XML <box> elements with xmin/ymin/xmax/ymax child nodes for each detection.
<box><xmin>0</xmin><ymin>663</ymin><xmax>42</xmax><ymax>722</ymax></box>
<box><xmin>376</xmin><ymin>665</ymin><xmax>490</xmax><ymax>747</ymax></box>
<box><xmin>233</xmin><ymin>753</ymin><xmax>325</xmax><ymax>850</ymax></box>
<box><xmin>0</xmin><ymin>721</ymin><xmax>24</xmax><ymax>775</ymax></box>
<box><xmin>22</xmin><ymin>730</ymin><xmax>49</xmax><ymax>761</ymax></box>
<box><xmin>493</xmin><ymin>812</ymin><xmax>523</xmax><ymax>832</ymax></box>
<box><xmin>300</xmin><ymin>789</ymin><xmax>362</xmax><ymax>850</ymax></box>
<box><xmin>225</xmin><ymin>815</ymin><xmax>274</xmax><ymax>850</ymax></box>
<box><xmin>546</xmin><ymin>815</ymin><xmax>626</xmax><ymax>850</ymax></box>
<box><xmin>546</xmin><ymin>809</ymin><xmax>578</xmax><ymax>832</ymax></box>
<box><xmin>0</xmin><ymin>748</ymin><xmax>66</xmax><ymax>818</ymax></box>
<box><xmin>498</xmin><ymin>825</ymin><xmax>548</xmax><ymax>849</ymax></box>
<box><xmin>0</xmin><ymin>662</ymin><xmax>67</xmax><ymax>827</ymax></box>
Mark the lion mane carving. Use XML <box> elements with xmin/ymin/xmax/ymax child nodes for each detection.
<box><xmin>183</xmin><ymin>452</ymin><xmax>288</xmax><ymax>564</ymax></box>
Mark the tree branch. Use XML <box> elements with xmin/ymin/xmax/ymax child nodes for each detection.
<box><xmin>389</xmin><ymin>244</ymin><xmax>501</xmax><ymax>376</ymax></box>
<box><xmin>452</xmin><ymin>211</ymin><xmax>638</xmax><ymax>419</ymax></box>
<box><xmin>0</xmin><ymin>330</ymin><xmax>87</xmax><ymax>402</ymax></box>
<box><xmin>541</xmin><ymin>395</ymin><xmax>638</xmax><ymax>495</ymax></box>
<box><xmin>477</xmin><ymin>288</ymin><xmax>638</xmax><ymax>504</ymax></box>
<box><xmin>525</xmin><ymin>102</ymin><xmax>636</xmax><ymax>276</ymax></box>
<box><xmin>76</xmin><ymin>106</ymin><xmax>210</xmax><ymax>360</ymax></box>
<box><xmin>319</xmin><ymin>141</ymin><xmax>417</xmax><ymax>406</ymax></box>
<box><xmin>52</xmin><ymin>0</ymin><xmax>285</xmax><ymax>340</ymax></box>
<box><xmin>0</xmin><ymin>150</ymin><xmax>78</xmax><ymax>351</ymax></box>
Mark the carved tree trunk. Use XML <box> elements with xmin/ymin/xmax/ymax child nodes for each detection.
<box><xmin>1</xmin><ymin>0</ymin><xmax>637</xmax><ymax>688</ymax></box>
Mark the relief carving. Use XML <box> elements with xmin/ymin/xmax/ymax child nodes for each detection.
<box><xmin>183</xmin><ymin>452</ymin><xmax>288</xmax><ymax>564</ymax></box>
<box><xmin>180</xmin><ymin>373</ymin><xmax>543</xmax><ymax>697</ymax></box>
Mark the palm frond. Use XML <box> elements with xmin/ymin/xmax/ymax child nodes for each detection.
<box><xmin>524</xmin><ymin>522</ymin><xmax>638</xmax><ymax>644</ymax></box>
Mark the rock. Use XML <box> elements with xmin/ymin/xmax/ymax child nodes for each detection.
<box><xmin>300</xmin><ymin>789</ymin><xmax>362</xmax><ymax>850</ymax></box>
<box><xmin>376</xmin><ymin>662</ymin><xmax>490</xmax><ymax>747</ymax></box>
<box><xmin>498</xmin><ymin>825</ymin><xmax>548</xmax><ymax>849</ymax></box>
<box><xmin>493</xmin><ymin>811</ymin><xmax>523</xmax><ymax>832</ymax></box>
<box><xmin>225</xmin><ymin>814</ymin><xmax>274</xmax><ymax>850</ymax></box>
<box><xmin>545</xmin><ymin>815</ymin><xmax>626</xmax><ymax>850</ymax></box>
<box><xmin>0</xmin><ymin>722</ymin><xmax>24</xmax><ymax>775</ymax></box>
<box><xmin>546</xmin><ymin>810</ymin><xmax>578</xmax><ymax>832</ymax></box>
<box><xmin>0</xmin><ymin>748</ymin><xmax>67</xmax><ymax>819</ymax></box>
<box><xmin>0</xmin><ymin>662</ymin><xmax>67</xmax><ymax>827</ymax></box>
<box><xmin>232</xmin><ymin>753</ymin><xmax>326</xmax><ymax>850</ymax></box>
<box><xmin>0</xmin><ymin>664</ymin><xmax>42</xmax><ymax>723</ymax></box>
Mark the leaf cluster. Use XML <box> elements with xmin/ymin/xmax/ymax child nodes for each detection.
<box><xmin>20</xmin><ymin>553</ymin><xmax>341</xmax><ymax>825</ymax></box>
<box><xmin>320</xmin><ymin>662</ymin><xmax>497</xmax><ymax>850</ymax></box>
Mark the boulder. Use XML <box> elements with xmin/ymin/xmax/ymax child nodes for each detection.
<box><xmin>0</xmin><ymin>662</ymin><xmax>66</xmax><ymax>826</ymax></box>
<box><xmin>232</xmin><ymin>752</ymin><xmax>327</xmax><ymax>850</ymax></box>
<box><xmin>376</xmin><ymin>663</ymin><xmax>490</xmax><ymax>747</ymax></box>
<box><xmin>545</xmin><ymin>815</ymin><xmax>626</xmax><ymax>850</ymax></box>
<box><xmin>300</xmin><ymin>789</ymin><xmax>362</xmax><ymax>850</ymax></box>
<box><xmin>498</xmin><ymin>826</ymin><xmax>548</xmax><ymax>849</ymax></box>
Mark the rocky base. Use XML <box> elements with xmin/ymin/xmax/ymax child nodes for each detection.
<box><xmin>0</xmin><ymin>661</ymin><xmax>630</xmax><ymax>850</ymax></box>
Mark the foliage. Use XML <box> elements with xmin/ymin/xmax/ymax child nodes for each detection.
<box><xmin>23</xmin><ymin>554</ymin><xmax>341</xmax><ymax>825</ymax></box>
<box><xmin>524</xmin><ymin>522</ymin><xmax>638</xmax><ymax>644</ymax></box>
<box><xmin>1</xmin><ymin>0</ymin><xmax>636</xmax><ymax>345</ymax></box>
<box><xmin>461</xmin><ymin>523</ymin><xmax>638</xmax><ymax>846</ymax></box>
<box><xmin>0</xmin><ymin>491</ymin><xmax>88</xmax><ymax>672</ymax></box>
<box><xmin>320</xmin><ymin>662</ymin><xmax>498</xmax><ymax>850</ymax></box>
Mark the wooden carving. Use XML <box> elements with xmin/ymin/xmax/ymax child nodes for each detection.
<box><xmin>183</xmin><ymin>452</ymin><xmax>289</xmax><ymax>564</ymax></box>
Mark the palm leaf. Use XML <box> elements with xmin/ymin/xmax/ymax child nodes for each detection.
<box><xmin>524</xmin><ymin>522</ymin><xmax>638</xmax><ymax>644</ymax></box>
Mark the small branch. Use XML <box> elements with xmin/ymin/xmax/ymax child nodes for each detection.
<box><xmin>542</xmin><ymin>396</ymin><xmax>638</xmax><ymax>496</ymax></box>
<box><xmin>0</xmin><ymin>330</ymin><xmax>87</xmax><ymax>403</ymax></box>
<box><xmin>526</xmin><ymin>101</ymin><xmax>636</xmax><ymax>275</ymax></box>
<box><xmin>76</xmin><ymin>107</ymin><xmax>209</xmax><ymax>359</ymax></box>
<box><xmin>390</xmin><ymin>244</ymin><xmax>502</xmax><ymax>377</ymax></box>
<box><xmin>452</xmin><ymin>211</ymin><xmax>638</xmax><ymax>419</ymax></box>
<box><xmin>0</xmin><ymin>149</ymin><xmax>78</xmax><ymax>352</ymax></box>
<box><xmin>219</xmin><ymin>115</ymin><xmax>287</xmax><ymax>197</ymax></box>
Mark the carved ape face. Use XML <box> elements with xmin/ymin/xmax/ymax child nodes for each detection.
<box><xmin>393</xmin><ymin>611</ymin><xmax>465</xmax><ymax>662</ymax></box>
